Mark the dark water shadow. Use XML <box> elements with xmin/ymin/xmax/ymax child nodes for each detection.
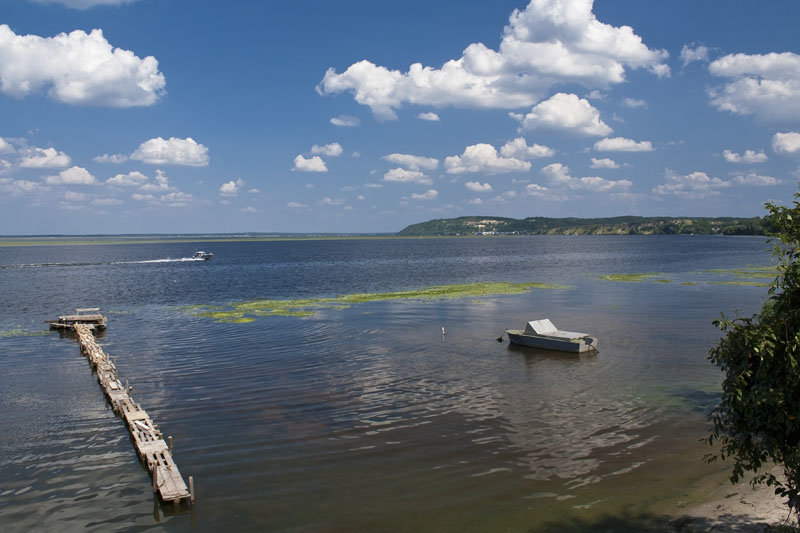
<box><xmin>52</xmin><ymin>327</ymin><xmax>106</xmax><ymax>340</ymax></box>
<box><xmin>506</xmin><ymin>342</ymin><xmax>598</xmax><ymax>361</ymax></box>
<box><xmin>154</xmin><ymin>492</ymin><xmax>193</xmax><ymax>520</ymax></box>
<box><xmin>531</xmin><ymin>510</ymin><xmax>791</xmax><ymax>532</ymax></box>
<box><xmin>667</xmin><ymin>387</ymin><xmax>722</xmax><ymax>415</ymax></box>
<box><xmin>670</xmin><ymin>512</ymin><xmax>797</xmax><ymax>532</ymax></box>
<box><xmin>531</xmin><ymin>511</ymin><xmax>669</xmax><ymax>532</ymax></box>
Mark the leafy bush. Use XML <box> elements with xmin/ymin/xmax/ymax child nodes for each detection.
<box><xmin>707</xmin><ymin>189</ymin><xmax>800</xmax><ymax>513</ymax></box>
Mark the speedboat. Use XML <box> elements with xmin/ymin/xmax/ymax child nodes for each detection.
<box><xmin>506</xmin><ymin>318</ymin><xmax>598</xmax><ymax>353</ymax></box>
<box><xmin>193</xmin><ymin>251</ymin><xmax>213</xmax><ymax>260</ymax></box>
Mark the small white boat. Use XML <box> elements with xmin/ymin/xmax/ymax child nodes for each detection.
<box><xmin>193</xmin><ymin>251</ymin><xmax>213</xmax><ymax>260</ymax></box>
<box><xmin>506</xmin><ymin>318</ymin><xmax>598</xmax><ymax>353</ymax></box>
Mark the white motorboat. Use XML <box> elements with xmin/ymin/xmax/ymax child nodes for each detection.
<box><xmin>193</xmin><ymin>251</ymin><xmax>213</xmax><ymax>260</ymax></box>
<box><xmin>506</xmin><ymin>318</ymin><xmax>598</xmax><ymax>353</ymax></box>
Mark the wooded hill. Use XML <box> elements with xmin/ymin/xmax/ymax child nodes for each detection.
<box><xmin>397</xmin><ymin>216</ymin><xmax>768</xmax><ymax>236</ymax></box>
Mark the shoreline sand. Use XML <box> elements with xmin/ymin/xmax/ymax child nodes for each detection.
<box><xmin>671</xmin><ymin>467</ymin><xmax>797</xmax><ymax>531</ymax></box>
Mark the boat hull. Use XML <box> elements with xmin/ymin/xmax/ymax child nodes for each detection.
<box><xmin>506</xmin><ymin>330</ymin><xmax>598</xmax><ymax>353</ymax></box>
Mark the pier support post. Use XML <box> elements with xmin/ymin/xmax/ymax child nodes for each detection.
<box><xmin>189</xmin><ymin>476</ymin><xmax>195</xmax><ymax>504</ymax></box>
<box><xmin>168</xmin><ymin>436</ymin><xmax>173</xmax><ymax>454</ymax></box>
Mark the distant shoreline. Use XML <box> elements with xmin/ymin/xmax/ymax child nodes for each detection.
<box><xmin>0</xmin><ymin>233</ymin><xmax>771</xmax><ymax>247</ymax></box>
<box><xmin>398</xmin><ymin>215</ymin><xmax>768</xmax><ymax>237</ymax></box>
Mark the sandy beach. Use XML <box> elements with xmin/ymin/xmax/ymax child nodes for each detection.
<box><xmin>672</xmin><ymin>468</ymin><xmax>797</xmax><ymax>532</ymax></box>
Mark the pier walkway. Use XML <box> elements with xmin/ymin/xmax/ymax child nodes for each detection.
<box><xmin>71</xmin><ymin>323</ymin><xmax>194</xmax><ymax>504</ymax></box>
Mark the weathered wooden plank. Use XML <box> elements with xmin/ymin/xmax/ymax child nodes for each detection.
<box><xmin>154</xmin><ymin>464</ymin><xmax>189</xmax><ymax>502</ymax></box>
<box><xmin>65</xmin><ymin>322</ymin><xmax>192</xmax><ymax>504</ymax></box>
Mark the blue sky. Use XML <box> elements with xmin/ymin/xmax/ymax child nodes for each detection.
<box><xmin>2</xmin><ymin>0</ymin><xmax>800</xmax><ymax>234</ymax></box>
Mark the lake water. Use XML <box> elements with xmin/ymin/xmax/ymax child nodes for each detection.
<box><xmin>0</xmin><ymin>236</ymin><xmax>774</xmax><ymax>531</ymax></box>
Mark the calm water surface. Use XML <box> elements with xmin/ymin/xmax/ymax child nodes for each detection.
<box><xmin>0</xmin><ymin>236</ymin><xmax>774</xmax><ymax>531</ymax></box>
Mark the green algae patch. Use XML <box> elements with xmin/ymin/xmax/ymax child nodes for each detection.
<box><xmin>704</xmin><ymin>266</ymin><xmax>777</xmax><ymax>280</ymax></box>
<box><xmin>710</xmin><ymin>280</ymin><xmax>770</xmax><ymax>287</ymax></box>
<box><xmin>0</xmin><ymin>328</ymin><xmax>49</xmax><ymax>339</ymax></box>
<box><xmin>186</xmin><ymin>281</ymin><xmax>567</xmax><ymax>323</ymax></box>
<box><xmin>216</xmin><ymin>316</ymin><xmax>256</xmax><ymax>324</ymax></box>
<box><xmin>336</xmin><ymin>282</ymin><xmax>564</xmax><ymax>303</ymax></box>
<box><xmin>598</xmin><ymin>273</ymin><xmax>664</xmax><ymax>283</ymax></box>
<box><xmin>177</xmin><ymin>304</ymin><xmax>225</xmax><ymax>312</ymax></box>
<box><xmin>653</xmin><ymin>279</ymin><xmax>673</xmax><ymax>284</ymax></box>
<box><xmin>681</xmin><ymin>282</ymin><xmax>696</xmax><ymax>286</ymax></box>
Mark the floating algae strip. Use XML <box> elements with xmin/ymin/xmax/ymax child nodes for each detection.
<box><xmin>185</xmin><ymin>282</ymin><xmax>567</xmax><ymax>323</ymax></box>
<box><xmin>0</xmin><ymin>328</ymin><xmax>50</xmax><ymax>339</ymax></box>
<box><xmin>703</xmin><ymin>266</ymin><xmax>777</xmax><ymax>280</ymax></box>
<box><xmin>709</xmin><ymin>280</ymin><xmax>770</xmax><ymax>287</ymax></box>
<box><xmin>598</xmin><ymin>273</ymin><xmax>665</xmax><ymax>283</ymax></box>
<box><xmin>599</xmin><ymin>266</ymin><xmax>777</xmax><ymax>286</ymax></box>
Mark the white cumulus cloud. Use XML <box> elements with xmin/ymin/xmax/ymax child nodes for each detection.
<box><xmin>131</xmin><ymin>137</ymin><xmax>209</xmax><ymax>166</ymax></box>
<box><xmin>318</xmin><ymin>0</ymin><xmax>668</xmax><ymax>119</ymax></box>
<box><xmin>524</xmin><ymin>183</ymin><xmax>552</xmax><ymax>197</ymax></box>
<box><xmin>383</xmin><ymin>168</ymin><xmax>433</xmax><ymax>185</ymax></box>
<box><xmin>732</xmin><ymin>173</ymin><xmax>781</xmax><ymax>186</ymax></box>
<box><xmin>383</xmin><ymin>153</ymin><xmax>439</xmax><ymax>171</ymax></box>
<box><xmin>594</xmin><ymin>137</ymin><xmax>653</xmax><ymax>152</ymax></box>
<box><xmin>0</xmin><ymin>137</ymin><xmax>14</xmax><ymax>154</ymax></box>
<box><xmin>63</xmin><ymin>190</ymin><xmax>85</xmax><ymax>201</ymax></box>
<box><xmin>500</xmin><ymin>137</ymin><xmax>554</xmax><ymax>160</ymax></box>
<box><xmin>465</xmin><ymin>181</ymin><xmax>493</xmax><ymax>192</ymax></box>
<box><xmin>622</xmin><ymin>97</ymin><xmax>647</xmax><ymax>108</ymax></box>
<box><xmin>772</xmin><ymin>132</ymin><xmax>800</xmax><ymax>154</ymax></box>
<box><xmin>511</xmin><ymin>93</ymin><xmax>612</xmax><ymax>136</ymax></box>
<box><xmin>159</xmin><ymin>191</ymin><xmax>193</xmax><ymax>207</ymax></box>
<box><xmin>311</xmin><ymin>143</ymin><xmax>343</xmax><ymax>157</ymax></box>
<box><xmin>93</xmin><ymin>153</ymin><xmax>128</xmax><ymax>163</ymax></box>
<box><xmin>220</xmin><ymin>178</ymin><xmax>245</xmax><ymax>197</ymax></box>
<box><xmin>106</xmin><ymin>170</ymin><xmax>148</xmax><ymax>187</ymax></box>
<box><xmin>319</xmin><ymin>197</ymin><xmax>344</xmax><ymax>206</ymax></box>
<box><xmin>411</xmin><ymin>189</ymin><xmax>438</xmax><ymax>201</ymax></box>
<box><xmin>590</xmin><ymin>157</ymin><xmax>619</xmax><ymax>168</ymax></box>
<box><xmin>19</xmin><ymin>146</ymin><xmax>71</xmax><ymax>168</ymax></box>
<box><xmin>0</xmin><ymin>178</ymin><xmax>43</xmax><ymax>195</ymax></box>
<box><xmin>0</xmin><ymin>24</ymin><xmax>165</xmax><ymax>107</ymax></box>
<box><xmin>330</xmin><ymin>115</ymin><xmax>360</xmax><ymax>127</ymax></box>
<box><xmin>653</xmin><ymin>170</ymin><xmax>731</xmax><ymax>198</ymax></box>
<box><xmin>680</xmin><ymin>44</ymin><xmax>709</xmax><ymax>66</ymax></box>
<box><xmin>709</xmin><ymin>52</ymin><xmax>800</xmax><ymax>121</ymax></box>
<box><xmin>287</xmin><ymin>201</ymin><xmax>309</xmax><ymax>208</ymax></box>
<box><xmin>140</xmin><ymin>169</ymin><xmax>173</xmax><ymax>192</ymax></box>
<box><xmin>293</xmin><ymin>155</ymin><xmax>327</xmax><ymax>172</ymax></box>
<box><xmin>45</xmin><ymin>165</ymin><xmax>96</xmax><ymax>185</ymax></box>
<box><xmin>417</xmin><ymin>112</ymin><xmax>440</xmax><ymax>121</ymax></box>
<box><xmin>540</xmin><ymin>163</ymin><xmax>631</xmax><ymax>192</ymax></box>
<box><xmin>722</xmin><ymin>149</ymin><xmax>767</xmax><ymax>163</ymax></box>
<box><xmin>445</xmin><ymin>143</ymin><xmax>531</xmax><ymax>174</ymax></box>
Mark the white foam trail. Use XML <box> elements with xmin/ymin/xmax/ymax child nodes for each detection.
<box><xmin>3</xmin><ymin>257</ymin><xmax>207</xmax><ymax>269</ymax></box>
<box><xmin>127</xmin><ymin>257</ymin><xmax>205</xmax><ymax>264</ymax></box>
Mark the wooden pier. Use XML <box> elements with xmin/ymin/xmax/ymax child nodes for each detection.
<box><xmin>48</xmin><ymin>307</ymin><xmax>107</xmax><ymax>331</ymax></box>
<box><xmin>66</xmin><ymin>320</ymin><xmax>194</xmax><ymax>505</ymax></box>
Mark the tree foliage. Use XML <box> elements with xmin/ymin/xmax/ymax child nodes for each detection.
<box><xmin>707</xmin><ymin>189</ymin><xmax>800</xmax><ymax>513</ymax></box>
<box><xmin>397</xmin><ymin>215</ymin><xmax>767</xmax><ymax>236</ymax></box>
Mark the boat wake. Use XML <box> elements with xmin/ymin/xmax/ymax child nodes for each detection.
<box><xmin>128</xmin><ymin>257</ymin><xmax>207</xmax><ymax>264</ymax></box>
<box><xmin>0</xmin><ymin>257</ymin><xmax>207</xmax><ymax>269</ymax></box>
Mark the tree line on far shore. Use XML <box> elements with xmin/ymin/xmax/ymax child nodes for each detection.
<box><xmin>397</xmin><ymin>215</ymin><xmax>769</xmax><ymax>236</ymax></box>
